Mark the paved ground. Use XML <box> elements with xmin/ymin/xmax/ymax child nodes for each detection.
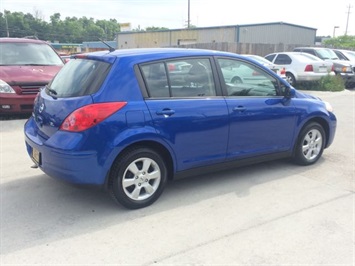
<box><xmin>0</xmin><ymin>90</ymin><xmax>354</xmax><ymax>265</ymax></box>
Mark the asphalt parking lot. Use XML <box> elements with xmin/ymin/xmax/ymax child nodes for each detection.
<box><xmin>0</xmin><ymin>89</ymin><xmax>354</xmax><ymax>265</ymax></box>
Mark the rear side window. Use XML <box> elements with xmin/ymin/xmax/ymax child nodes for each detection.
<box><xmin>141</xmin><ymin>58</ymin><xmax>216</xmax><ymax>98</ymax></box>
<box><xmin>274</xmin><ymin>54</ymin><xmax>292</xmax><ymax>64</ymax></box>
<box><xmin>48</xmin><ymin>59</ymin><xmax>111</xmax><ymax>98</ymax></box>
<box><xmin>141</xmin><ymin>62</ymin><xmax>169</xmax><ymax>97</ymax></box>
<box><xmin>265</xmin><ymin>54</ymin><xmax>276</xmax><ymax>62</ymax></box>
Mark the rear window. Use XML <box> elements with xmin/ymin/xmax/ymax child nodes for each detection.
<box><xmin>48</xmin><ymin>58</ymin><xmax>111</xmax><ymax>98</ymax></box>
<box><xmin>0</xmin><ymin>42</ymin><xmax>64</xmax><ymax>66</ymax></box>
<box><xmin>297</xmin><ymin>53</ymin><xmax>321</xmax><ymax>61</ymax></box>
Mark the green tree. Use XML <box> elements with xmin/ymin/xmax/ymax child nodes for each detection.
<box><xmin>323</xmin><ymin>35</ymin><xmax>355</xmax><ymax>49</ymax></box>
<box><xmin>96</xmin><ymin>19</ymin><xmax>120</xmax><ymax>40</ymax></box>
<box><xmin>145</xmin><ymin>26</ymin><xmax>169</xmax><ymax>31</ymax></box>
<box><xmin>0</xmin><ymin>9</ymin><xmax>167</xmax><ymax>43</ymax></box>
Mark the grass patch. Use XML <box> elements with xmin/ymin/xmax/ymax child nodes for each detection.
<box><xmin>296</xmin><ymin>75</ymin><xmax>345</xmax><ymax>92</ymax></box>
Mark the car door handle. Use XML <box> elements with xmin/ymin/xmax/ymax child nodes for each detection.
<box><xmin>233</xmin><ymin>106</ymin><xmax>247</xmax><ymax>112</ymax></box>
<box><xmin>156</xmin><ymin>109</ymin><xmax>175</xmax><ymax>117</ymax></box>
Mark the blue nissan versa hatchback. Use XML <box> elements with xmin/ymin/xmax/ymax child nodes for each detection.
<box><xmin>24</xmin><ymin>48</ymin><xmax>337</xmax><ymax>209</ymax></box>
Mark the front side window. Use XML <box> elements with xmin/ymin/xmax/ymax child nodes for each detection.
<box><xmin>217</xmin><ymin>58</ymin><xmax>279</xmax><ymax>97</ymax></box>
<box><xmin>0</xmin><ymin>42</ymin><xmax>64</xmax><ymax>66</ymax></box>
<box><xmin>141</xmin><ymin>58</ymin><xmax>216</xmax><ymax>98</ymax></box>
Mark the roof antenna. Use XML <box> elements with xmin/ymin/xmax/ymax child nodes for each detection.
<box><xmin>99</xmin><ymin>39</ymin><xmax>115</xmax><ymax>52</ymax></box>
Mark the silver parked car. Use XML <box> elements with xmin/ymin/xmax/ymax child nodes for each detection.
<box><xmin>265</xmin><ymin>52</ymin><xmax>334</xmax><ymax>85</ymax></box>
<box><xmin>332</xmin><ymin>49</ymin><xmax>355</xmax><ymax>68</ymax></box>
<box><xmin>241</xmin><ymin>54</ymin><xmax>286</xmax><ymax>80</ymax></box>
<box><xmin>293</xmin><ymin>47</ymin><xmax>355</xmax><ymax>88</ymax></box>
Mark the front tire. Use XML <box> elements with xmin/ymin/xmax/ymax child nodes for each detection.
<box><xmin>109</xmin><ymin>147</ymin><xmax>167</xmax><ymax>209</ymax></box>
<box><xmin>286</xmin><ymin>72</ymin><xmax>296</xmax><ymax>86</ymax></box>
<box><xmin>293</xmin><ymin>122</ymin><xmax>325</xmax><ymax>165</ymax></box>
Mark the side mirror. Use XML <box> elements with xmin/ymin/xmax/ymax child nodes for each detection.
<box><xmin>284</xmin><ymin>87</ymin><xmax>296</xmax><ymax>98</ymax></box>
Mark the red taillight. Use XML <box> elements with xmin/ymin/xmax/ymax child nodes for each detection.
<box><xmin>331</xmin><ymin>65</ymin><xmax>334</xmax><ymax>72</ymax></box>
<box><xmin>60</xmin><ymin>102</ymin><xmax>127</xmax><ymax>132</ymax></box>
<box><xmin>168</xmin><ymin>64</ymin><xmax>176</xmax><ymax>71</ymax></box>
<box><xmin>73</xmin><ymin>54</ymin><xmax>87</xmax><ymax>59</ymax></box>
<box><xmin>252</xmin><ymin>71</ymin><xmax>261</xmax><ymax>76</ymax></box>
<box><xmin>304</xmin><ymin>65</ymin><xmax>313</xmax><ymax>72</ymax></box>
<box><xmin>280</xmin><ymin>67</ymin><xmax>286</xmax><ymax>75</ymax></box>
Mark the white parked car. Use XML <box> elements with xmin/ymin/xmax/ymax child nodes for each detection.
<box><xmin>242</xmin><ymin>54</ymin><xmax>286</xmax><ymax>80</ymax></box>
<box><xmin>264</xmin><ymin>52</ymin><xmax>335</xmax><ymax>85</ymax></box>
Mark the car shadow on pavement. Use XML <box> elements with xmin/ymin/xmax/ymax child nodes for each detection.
<box><xmin>0</xmin><ymin>156</ymin><xmax>325</xmax><ymax>255</ymax></box>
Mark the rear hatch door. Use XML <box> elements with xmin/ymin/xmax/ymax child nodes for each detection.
<box><xmin>33</xmin><ymin>57</ymin><xmax>112</xmax><ymax>138</ymax></box>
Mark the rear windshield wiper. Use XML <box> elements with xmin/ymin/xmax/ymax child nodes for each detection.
<box><xmin>45</xmin><ymin>85</ymin><xmax>57</xmax><ymax>99</ymax></box>
<box><xmin>47</xmin><ymin>87</ymin><xmax>57</xmax><ymax>95</ymax></box>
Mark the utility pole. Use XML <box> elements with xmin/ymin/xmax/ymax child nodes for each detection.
<box><xmin>345</xmin><ymin>4</ymin><xmax>352</xmax><ymax>35</ymax></box>
<box><xmin>187</xmin><ymin>0</ymin><xmax>191</xmax><ymax>28</ymax></box>
<box><xmin>4</xmin><ymin>11</ymin><xmax>10</xmax><ymax>37</ymax></box>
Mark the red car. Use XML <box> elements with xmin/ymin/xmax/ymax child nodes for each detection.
<box><xmin>0</xmin><ymin>38</ymin><xmax>64</xmax><ymax>115</ymax></box>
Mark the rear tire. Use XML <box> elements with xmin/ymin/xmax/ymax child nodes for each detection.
<box><xmin>109</xmin><ymin>147</ymin><xmax>167</xmax><ymax>209</ymax></box>
<box><xmin>231</xmin><ymin>76</ymin><xmax>243</xmax><ymax>84</ymax></box>
<box><xmin>293</xmin><ymin>122</ymin><xmax>325</xmax><ymax>165</ymax></box>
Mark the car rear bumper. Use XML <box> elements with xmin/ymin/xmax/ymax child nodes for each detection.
<box><xmin>0</xmin><ymin>93</ymin><xmax>36</xmax><ymax>114</ymax></box>
<box><xmin>24</xmin><ymin>117</ymin><xmax>106</xmax><ymax>186</ymax></box>
<box><xmin>339</xmin><ymin>73</ymin><xmax>355</xmax><ymax>88</ymax></box>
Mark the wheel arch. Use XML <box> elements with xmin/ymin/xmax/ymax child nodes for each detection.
<box><xmin>104</xmin><ymin>140</ymin><xmax>175</xmax><ymax>189</ymax></box>
<box><xmin>295</xmin><ymin>117</ymin><xmax>331</xmax><ymax>150</ymax></box>
<box><xmin>231</xmin><ymin>76</ymin><xmax>242</xmax><ymax>83</ymax></box>
<box><xmin>286</xmin><ymin>70</ymin><xmax>297</xmax><ymax>79</ymax></box>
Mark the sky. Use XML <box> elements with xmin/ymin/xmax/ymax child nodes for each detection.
<box><xmin>1</xmin><ymin>0</ymin><xmax>354</xmax><ymax>37</ymax></box>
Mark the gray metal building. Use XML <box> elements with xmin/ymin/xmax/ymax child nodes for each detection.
<box><xmin>116</xmin><ymin>22</ymin><xmax>317</xmax><ymax>49</ymax></box>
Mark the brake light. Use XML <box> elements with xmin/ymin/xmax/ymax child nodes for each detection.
<box><xmin>304</xmin><ymin>65</ymin><xmax>313</xmax><ymax>72</ymax></box>
<box><xmin>168</xmin><ymin>64</ymin><xmax>176</xmax><ymax>71</ymax></box>
<box><xmin>252</xmin><ymin>71</ymin><xmax>261</xmax><ymax>76</ymax></box>
<box><xmin>73</xmin><ymin>54</ymin><xmax>87</xmax><ymax>59</ymax></box>
<box><xmin>60</xmin><ymin>102</ymin><xmax>127</xmax><ymax>132</ymax></box>
<box><xmin>331</xmin><ymin>65</ymin><xmax>334</xmax><ymax>72</ymax></box>
<box><xmin>280</xmin><ymin>68</ymin><xmax>286</xmax><ymax>75</ymax></box>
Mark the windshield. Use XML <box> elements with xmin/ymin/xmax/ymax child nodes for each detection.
<box><xmin>48</xmin><ymin>58</ymin><xmax>111</xmax><ymax>98</ymax></box>
<box><xmin>316</xmin><ymin>49</ymin><xmax>339</xmax><ymax>60</ymax></box>
<box><xmin>344</xmin><ymin>51</ymin><xmax>355</xmax><ymax>61</ymax></box>
<box><xmin>246</xmin><ymin>55</ymin><xmax>271</xmax><ymax>65</ymax></box>
<box><xmin>0</xmin><ymin>42</ymin><xmax>64</xmax><ymax>66</ymax></box>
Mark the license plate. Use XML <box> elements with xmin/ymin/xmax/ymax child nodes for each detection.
<box><xmin>32</xmin><ymin>147</ymin><xmax>41</xmax><ymax>165</ymax></box>
<box><xmin>319</xmin><ymin>67</ymin><xmax>327</xmax><ymax>73</ymax></box>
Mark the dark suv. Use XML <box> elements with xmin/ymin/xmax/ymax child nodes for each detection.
<box><xmin>0</xmin><ymin>38</ymin><xmax>64</xmax><ymax>114</ymax></box>
<box><xmin>293</xmin><ymin>47</ymin><xmax>355</xmax><ymax>88</ymax></box>
<box><xmin>24</xmin><ymin>48</ymin><xmax>337</xmax><ymax>209</ymax></box>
